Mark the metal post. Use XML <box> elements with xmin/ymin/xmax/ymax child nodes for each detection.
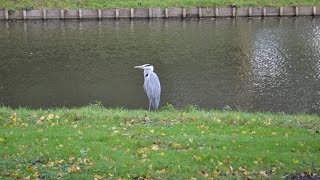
<box><xmin>182</xmin><ymin>8</ymin><xmax>186</xmax><ymax>18</ymax></box>
<box><xmin>279</xmin><ymin>7</ymin><xmax>283</xmax><ymax>16</ymax></box>
<box><xmin>165</xmin><ymin>8</ymin><xmax>168</xmax><ymax>18</ymax></box>
<box><xmin>130</xmin><ymin>8</ymin><xmax>134</xmax><ymax>19</ymax></box>
<box><xmin>115</xmin><ymin>8</ymin><xmax>119</xmax><ymax>19</ymax></box>
<box><xmin>248</xmin><ymin>7</ymin><xmax>252</xmax><ymax>17</ymax></box>
<box><xmin>79</xmin><ymin>9</ymin><xmax>82</xmax><ymax>19</ymax></box>
<box><xmin>98</xmin><ymin>9</ymin><xmax>101</xmax><ymax>19</ymax></box>
<box><xmin>43</xmin><ymin>9</ymin><xmax>47</xmax><ymax>20</ymax></box>
<box><xmin>198</xmin><ymin>7</ymin><xmax>202</xmax><ymax>18</ymax></box>
<box><xmin>60</xmin><ymin>9</ymin><xmax>65</xmax><ymax>20</ymax></box>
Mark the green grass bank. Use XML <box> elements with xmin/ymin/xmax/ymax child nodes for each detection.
<box><xmin>0</xmin><ymin>106</ymin><xmax>319</xmax><ymax>179</ymax></box>
<box><xmin>1</xmin><ymin>0</ymin><xmax>320</xmax><ymax>10</ymax></box>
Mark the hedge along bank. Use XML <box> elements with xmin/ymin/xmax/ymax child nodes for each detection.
<box><xmin>0</xmin><ymin>6</ymin><xmax>319</xmax><ymax>20</ymax></box>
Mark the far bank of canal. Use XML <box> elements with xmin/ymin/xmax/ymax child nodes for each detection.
<box><xmin>0</xmin><ymin>6</ymin><xmax>320</xmax><ymax>20</ymax></box>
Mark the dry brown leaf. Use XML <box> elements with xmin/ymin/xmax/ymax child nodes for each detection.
<box><xmin>198</xmin><ymin>169</ymin><xmax>208</xmax><ymax>177</ymax></box>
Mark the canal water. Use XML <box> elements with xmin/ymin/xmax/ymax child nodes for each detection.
<box><xmin>0</xmin><ymin>17</ymin><xmax>319</xmax><ymax>114</ymax></box>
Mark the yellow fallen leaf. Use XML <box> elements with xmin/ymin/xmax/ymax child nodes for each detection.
<box><xmin>47</xmin><ymin>114</ymin><xmax>54</xmax><ymax>120</ymax></box>
<box><xmin>57</xmin><ymin>159</ymin><xmax>65</xmax><ymax>164</ymax></box>
<box><xmin>26</xmin><ymin>165</ymin><xmax>36</xmax><ymax>171</ymax></box>
<box><xmin>172</xmin><ymin>143</ymin><xmax>181</xmax><ymax>148</ymax></box>
<box><xmin>161</xmin><ymin>168</ymin><xmax>169</xmax><ymax>174</ymax></box>
<box><xmin>94</xmin><ymin>174</ymin><xmax>103</xmax><ymax>180</ymax></box>
<box><xmin>293</xmin><ymin>159</ymin><xmax>299</xmax><ymax>164</ymax></box>
<box><xmin>151</xmin><ymin>145</ymin><xmax>159</xmax><ymax>151</ymax></box>
<box><xmin>193</xmin><ymin>155</ymin><xmax>202</xmax><ymax>161</ymax></box>
<box><xmin>47</xmin><ymin>161</ymin><xmax>55</xmax><ymax>166</ymax></box>
<box><xmin>69</xmin><ymin>165</ymin><xmax>81</xmax><ymax>173</ymax></box>
<box><xmin>11</xmin><ymin>113</ymin><xmax>17</xmax><ymax>119</ymax></box>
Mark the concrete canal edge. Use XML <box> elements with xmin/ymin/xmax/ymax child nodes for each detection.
<box><xmin>0</xmin><ymin>6</ymin><xmax>319</xmax><ymax>20</ymax></box>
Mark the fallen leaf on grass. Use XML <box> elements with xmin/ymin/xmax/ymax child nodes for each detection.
<box><xmin>172</xmin><ymin>143</ymin><xmax>181</xmax><ymax>148</ymax></box>
<box><xmin>0</xmin><ymin>137</ymin><xmax>5</xmax><ymax>142</ymax></box>
<box><xmin>94</xmin><ymin>174</ymin><xmax>104</xmax><ymax>180</ymax></box>
<box><xmin>151</xmin><ymin>145</ymin><xmax>159</xmax><ymax>151</ymax></box>
<box><xmin>198</xmin><ymin>169</ymin><xmax>208</xmax><ymax>177</ymax></box>
<box><xmin>69</xmin><ymin>165</ymin><xmax>81</xmax><ymax>173</ymax></box>
<box><xmin>229</xmin><ymin>166</ymin><xmax>234</xmax><ymax>174</ymax></box>
<box><xmin>161</xmin><ymin>168</ymin><xmax>169</xmax><ymax>174</ymax></box>
<box><xmin>74</xmin><ymin>114</ymin><xmax>82</xmax><ymax>121</ymax></box>
<box><xmin>69</xmin><ymin>152</ymin><xmax>75</xmax><ymax>161</ymax></box>
<box><xmin>57</xmin><ymin>173</ymin><xmax>64</xmax><ymax>178</ymax></box>
<box><xmin>11</xmin><ymin>113</ymin><xmax>17</xmax><ymax>119</ymax></box>
<box><xmin>259</xmin><ymin>170</ymin><xmax>268</xmax><ymax>177</ymax></box>
<box><xmin>144</xmin><ymin>115</ymin><xmax>150</xmax><ymax>121</ymax></box>
<box><xmin>239</xmin><ymin>167</ymin><xmax>247</xmax><ymax>173</ymax></box>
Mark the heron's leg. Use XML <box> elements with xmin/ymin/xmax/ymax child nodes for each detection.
<box><xmin>149</xmin><ymin>101</ymin><xmax>151</xmax><ymax>111</ymax></box>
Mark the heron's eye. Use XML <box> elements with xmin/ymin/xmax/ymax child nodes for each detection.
<box><xmin>145</xmin><ymin>64</ymin><xmax>151</xmax><ymax>67</ymax></box>
<box><xmin>145</xmin><ymin>74</ymin><xmax>149</xmax><ymax>77</ymax></box>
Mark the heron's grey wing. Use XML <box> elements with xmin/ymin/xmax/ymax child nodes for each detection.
<box><xmin>144</xmin><ymin>72</ymin><xmax>161</xmax><ymax>109</ymax></box>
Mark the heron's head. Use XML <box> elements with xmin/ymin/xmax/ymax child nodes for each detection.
<box><xmin>134</xmin><ymin>64</ymin><xmax>154</xmax><ymax>71</ymax></box>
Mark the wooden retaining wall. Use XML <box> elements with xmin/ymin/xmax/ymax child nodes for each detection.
<box><xmin>0</xmin><ymin>7</ymin><xmax>319</xmax><ymax>20</ymax></box>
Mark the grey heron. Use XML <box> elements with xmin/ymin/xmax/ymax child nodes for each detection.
<box><xmin>134</xmin><ymin>64</ymin><xmax>161</xmax><ymax>111</ymax></box>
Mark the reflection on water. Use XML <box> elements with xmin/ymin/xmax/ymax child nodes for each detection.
<box><xmin>0</xmin><ymin>17</ymin><xmax>319</xmax><ymax>114</ymax></box>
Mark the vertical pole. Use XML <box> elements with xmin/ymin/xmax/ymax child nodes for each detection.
<box><xmin>279</xmin><ymin>7</ymin><xmax>283</xmax><ymax>17</ymax></box>
<box><xmin>232</xmin><ymin>7</ymin><xmax>236</xmax><ymax>17</ymax></box>
<box><xmin>295</xmin><ymin>6</ymin><xmax>298</xmax><ymax>16</ymax></box>
<box><xmin>263</xmin><ymin>7</ymin><xmax>266</xmax><ymax>17</ymax></box>
<box><xmin>165</xmin><ymin>8</ymin><xmax>168</xmax><ymax>18</ymax></box>
<box><xmin>148</xmin><ymin>8</ymin><xmax>152</xmax><ymax>18</ymax></box>
<box><xmin>43</xmin><ymin>9</ymin><xmax>47</xmax><ymax>20</ymax></box>
<box><xmin>130</xmin><ymin>8</ymin><xmax>134</xmax><ymax>19</ymax></box>
<box><xmin>313</xmin><ymin>7</ymin><xmax>317</xmax><ymax>16</ymax></box>
<box><xmin>98</xmin><ymin>9</ymin><xmax>101</xmax><ymax>19</ymax></box>
<box><xmin>4</xmin><ymin>9</ymin><xmax>9</xmax><ymax>20</ymax></box>
<box><xmin>60</xmin><ymin>9</ymin><xmax>65</xmax><ymax>20</ymax></box>
<box><xmin>215</xmin><ymin>7</ymin><xmax>219</xmax><ymax>17</ymax></box>
<box><xmin>182</xmin><ymin>8</ymin><xmax>186</xmax><ymax>18</ymax></box>
<box><xmin>115</xmin><ymin>8</ymin><xmax>119</xmax><ymax>19</ymax></box>
<box><xmin>23</xmin><ymin>10</ymin><xmax>27</xmax><ymax>20</ymax></box>
<box><xmin>248</xmin><ymin>7</ymin><xmax>252</xmax><ymax>17</ymax></box>
<box><xmin>198</xmin><ymin>7</ymin><xmax>202</xmax><ymax>18</ymax></box>
<box><xmin>79</xmin><ymin>9</ymin><xmax>82</xmax><ymax>19</ymax></box>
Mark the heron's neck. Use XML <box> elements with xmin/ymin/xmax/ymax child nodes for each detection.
<box><xmin>144</xmin><ymin>69</ymin><xmax>153</xmax><ymax>77</ymax></box>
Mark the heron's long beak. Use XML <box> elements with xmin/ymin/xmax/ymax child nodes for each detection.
<box><xmin>134</xmin><ymin>65</ymin><xmax>144</xmax><ymax>69</ymax></box>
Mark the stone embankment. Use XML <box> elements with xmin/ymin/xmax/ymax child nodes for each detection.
<box><xmin>0</xmin><ymin>6</ymin><xmax>319</xmax><ymax>20</ymax></box>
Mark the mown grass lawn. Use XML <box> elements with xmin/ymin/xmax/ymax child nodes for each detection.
<box><xmin>0</xmin><ymin>105</ymin><xmax>319</xmax><ymax>179</ymax></box>
<box><xmin>0</xmin><ymin>0</ymin><xmax>320</xmax><ymax>10</ymax></box>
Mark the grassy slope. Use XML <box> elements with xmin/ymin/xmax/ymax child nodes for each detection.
<box><xmin>0</xmin><ymin>0</ymin><xmax>320</xmax><ymax>10</ymax></box>
<box><xmin>0</xmin><ymin>106</ymin><xmax>319</xmax><ymax>179</ymax></box>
